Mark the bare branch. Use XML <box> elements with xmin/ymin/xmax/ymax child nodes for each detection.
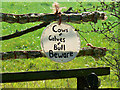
<box><xmin>1</xmin><ymin>47</ymin><xmax>107</xmax><ymax>60</ymax></box>
<box><xmin>110</xmin><ymin>13</ymin><xmax>120</xmax><ymax>19</ymax></box>
<box><xmin>0</xmin><ymin>11</ymin><xmax>107</xmax><ymax>24</ymax></box>
<box><xmin>0</xmin><ymin>22</ymin><xmax>50</xmax><ymax>41</ymax></box>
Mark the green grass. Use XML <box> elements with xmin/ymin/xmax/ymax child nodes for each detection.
<box><xmin>1</xmin><ymin>2</ymin><xmax>119</xmax><ymax>88</ymax></box>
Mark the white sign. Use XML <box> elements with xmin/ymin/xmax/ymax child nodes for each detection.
<box><xmin>41</xmin><ymin>22</ymin><xmax>80</xmax><ymax>62</ymax></box>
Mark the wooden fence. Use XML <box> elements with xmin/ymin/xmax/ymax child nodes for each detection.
<box><xmin>1</xmin><ymin>4</ymin><xmax>111</xmax><ymax>89</ymax></box>
<box><xmin>1</xmin><ymin>67</ymin><xmax>110</xmax><ymax>90</ymax></box>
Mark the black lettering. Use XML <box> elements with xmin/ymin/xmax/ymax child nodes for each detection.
<box><xmin>65</xmin><ymin>29</ymin><xmax>68</xmax><ymax>32</ymax></box>
<box><xmin>49</xmin><ymin>51</ymin><xmax>74</xmax><ymax>58</ymax></box>
<box><xmin>54</xmin><ymin>36</ymin><xmax>59</xmax><ymax>41</ymax></box>
<box><xmin>64</xmin><ymin>45</ymin><xmax>65</xmax><ymax>50</ymax></box>
<box><xmin>67</xmin><ymin>53</ymin><xmax>69</xmax><ymax>57</ymax></box>
<box><xmin>54</xmin><ymin>53</ymin><xmax>57</xmax><ymax>58</ymax></box>
<box><xmin>61</xmin><ymin>45</ymin><xmax>63</xmax><ymax>50</ymax></box>
<box><xmin>58</xmin><ymin>47</ymin><xmax>61</xmax><ymax>50</ymax></box>
<box><xmin>54</xmin><ymin>44</ymin><xmax>57</xmax><ymax>50</ymax></box>
<box><xmin>63</xmin><ymin>38</ymin><xmax>65</xmax><ymax>42</ymax></box>
<box><xmin>57</xmin><ymin>38</ymin><xmax>59</xmax><ymax>41</ymax></box>
<box><xmin>60</xmin><ymin>38</ymin><xmax>63</xmax><ymax>42</ymax></box>
<box><xmin>52</xmin><ymin>25</ymin><xmax>68</xmax><ymax>33</ymax></box>
<box><xmin>53</xmin><ymin>44</ymin><xmax>66</xmax><ymax>51</ymax></box>
<box><xmin>63</xmin><ymin>53</ymin><xmax>67</xmax><ymax>58</ymax></box>
<box><xmin>58</xmin><ymin>53</ymin><xmax>63</xmax><ymax>58</ymax></box>
<box><xmin>49</xmin><ymin>50</ymin><xmax>53</xmax><ymax>58</ymax></box>
<box><xmin>48</xmin><ymin>35</ymin><xmax>52</xmax><ymax>41</ymax></box>
<box><xmin>70</xmin><ymin>52</ymin><xmax>73</xmax><ymax>56</ymax></box>
<box><xmin>52</xmin><ymin>25</ymin><xmax>57</xmax><ymax>32</ymax></box>
<box><xmin>58</xmin><ymin>29</ymin><xmax>61</xmax><ymax>32</ymax></box>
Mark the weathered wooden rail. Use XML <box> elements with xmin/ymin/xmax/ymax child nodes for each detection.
<box><xmin>1</xmin><ymin>46</ymin><xmax>107</xmax><ymax>60</ymax></box>
<box><xmin>1</xmin><ymin>67</ymin><xmax>110</xmax><ymax>89</ymax></box>
<box><xmin>0</xmin><ymin>11</ymin><xmax>107</xmax><ymax>24</ymax></box>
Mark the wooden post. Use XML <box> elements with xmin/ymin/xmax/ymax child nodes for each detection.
<box><xmin>77</xmin><ymin>73</ymin><xmax>100</xmax><ymax>90</ymax></box>
<box><xmin>77</xmin><ymin>77</ymin><xmax>89</xmax><ymax>90</ymax></box>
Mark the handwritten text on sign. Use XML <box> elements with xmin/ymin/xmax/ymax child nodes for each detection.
<box><xmin>41</xmin><ymin>22</ymin><xmax>80</xmax><ymax>62</ymax></box>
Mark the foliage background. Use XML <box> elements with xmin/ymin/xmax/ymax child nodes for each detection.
<box><xmin>1</xmin><ymin>1</ymin><xmax>120</xmax><ymax>88</ymax></box>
